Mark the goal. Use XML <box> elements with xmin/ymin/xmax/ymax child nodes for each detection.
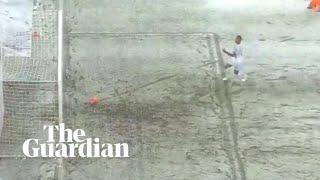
<box><xmin>0</xmin><ymin>10</ymin><xmax>62</xmax><ymax>157</ymax></box>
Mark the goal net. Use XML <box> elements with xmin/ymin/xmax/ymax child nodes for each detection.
<box><xmin>0</xmin><ymin>10</ymin><xmax>60</xmax><ymax>157</ymax></box>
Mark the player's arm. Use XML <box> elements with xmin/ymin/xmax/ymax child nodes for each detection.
<box><xmin>222</xmin><ymin>48</ymin><xmax>236</xmax><ymax>57</ymax></box>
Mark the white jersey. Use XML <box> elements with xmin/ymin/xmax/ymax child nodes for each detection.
<box><xmin>233</xmin><ymin>44</ymin><xmax>243</xmax><ymax>63</ymax></box>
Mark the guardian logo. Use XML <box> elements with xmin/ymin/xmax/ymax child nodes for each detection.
<box><xmin>22</xmin><ymin>123</ymin><xmax>129</xmax><ymax>158</ymax></box>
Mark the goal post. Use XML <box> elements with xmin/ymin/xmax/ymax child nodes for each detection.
<box><xmin>0</xmin><ymin>48</ymin><xmax>3</xmax><ymax>138</ymax></box>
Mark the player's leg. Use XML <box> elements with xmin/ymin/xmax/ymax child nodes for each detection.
<box><xmin>224</xmin><ymin>63</ymin><xmax>232</xmax><ymax>69</ymax></box>
<box><xmin>233</xmin><ymin>60</ymin><xmax>240</xmax><ymax>75</ymax></box>
<box><xmin>222</xmin><ymin>66</ymin><xmax>229</xmax><ymax>81</ymax></box>
<box><xmin>237</xmin><ymin>62</ymin><xmax>247</xmax><ymax>82</ymax></box>
<box><xmin>222</xmin><ymin>58</ymin><xmax>235</xmax><ymax>81</ymax></box>
<box><xmin>241</xmin><ymin>73</ymin><xmax>247</xmax><ymax>82</ymax></box>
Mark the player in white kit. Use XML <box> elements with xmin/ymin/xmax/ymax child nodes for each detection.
<box><xmin>222</xmin><ymin>35</ymin><xmax>247</xmax><ymax>82</ymax></box>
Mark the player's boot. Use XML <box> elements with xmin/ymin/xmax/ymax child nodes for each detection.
<box><xmin>241</xmin><ymin>75</ymin><xmax>247</xmax><ymax>82</ymax></box>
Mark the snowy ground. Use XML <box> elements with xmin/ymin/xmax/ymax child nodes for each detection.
<box><xmin>0</xmin><ymin>0</ymin><xmax>33</xmax><ymax>56</ymax></box>
<box><xmin>62</xmin><ymin>0</ymin><xmax>320</xmax><ymax>179</ymax></box>
<box><xmin>1</xmin><ymin>0</ymin><xmax>320</xmax><ymax>179</ymax></box>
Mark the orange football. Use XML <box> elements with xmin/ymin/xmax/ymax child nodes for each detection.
<box><xmin>89</xmin><ymin>97</ymin><xmax>99</xmax><ymax>104</ymax></box>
